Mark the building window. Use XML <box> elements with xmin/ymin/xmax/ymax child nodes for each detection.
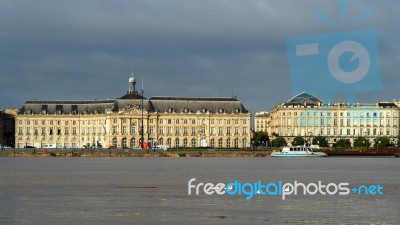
<box><xmin>122</xmin><ymin>138</ymin><xmax>127</xmax><ymax>148</ymax></box>
<box><xmin>72</xmin><ymin>127</ymin><xmax>77</xmax><ymax>135</ymax></box>
<box><xmin>218</xmin><ymin>138</ymin><xmax>223</xmax><ymax>148</ymax></box>
<box><xmin>234</xmin><ymin>138</ymin><xmax>239</xmax><ymax>148</ymax></box>
<box><xmin>226</xmin><ymin>138</ymin><xmax>231</xmax><ymax>148</ymax></box>
<box><xmin>175</xmin><ymin>138</ymin><xmax>180</xmax><ymax>148</ymax></box>
<box><xmin>167</xmin><ymin>138</ymin><xmax>171</xmax><ymax>147</ymax></box>
<box><xmin>191</xmin><ymin>127</ymin><xmax>196</xmax><ymax>135</ymax></box>
<box><xmin>242</xmin><ymin>128</ymin><xmax>247</xmax><ymax>135</ymax></box>
<box><xmin>210</xmin><ymin>138</ymin><xmax>215</xmax><ymax>148</ymax></box>
<box><xmin>131</xmin><ymin>126</ymin><xmax>136</xmax><ymax>134</ymax></box>
<box><xmin>131</xmin><ymin>138</ymin><xmax>135</xmax><ymax>148</ymax></box>
<box><xmin>218</xmin><ymin>127</ymin><xmax>223</xmax><ymax>135</ymax></box>
<box><xmin>175</xmin><ymin>127</ymin><xmax>180</xmax><ymax>135</ymax></box>
<box><xmin>183</xmin><ymin>127</ymin><xmax>188</xmax><ymax>135</ymax></box>
<box><xmin>226</xmin><ymin>127</ymin><xmax>231</xmax><ymax>135</ymax></box>
<box><xmin>159</xmin><ymin>127</ymin><xmax>164</xmax><ymax>135</ymax></box>
<box><xmin>122</xmin><ymin>126</ymin><xmax>127</xmax><ymax>134</ymax></box>
<box><xmin>183</xmin><ymin>138</ymin><xmax>188</xmax><ymax>147</ymax></box>
<box><xmin>112</xmin><ymin>137</ymin><xmax>117</xmax><ymax>147</ymax></box>
<box><xmin>158</xmin><ymin>138</ymin><xmax>163</xmax><ymax>146</ymax></box>
<box><xmin>191</xmin><ymin>138</ymin><xmax>196</xmax><ymax>147</ymax></box>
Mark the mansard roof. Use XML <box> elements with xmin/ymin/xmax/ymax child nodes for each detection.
<box><xmin>19</xmin><ymin>96</ymin><xmax>248</xmax><ymax>115</ymax></box>
<box><xmin>149</xmin><ymin>96</ymin><xmax>248</xmax><ymax>114</ymax></box>
<box><xmin>20</xmin><ymin>100</ymin><xmax>116</xmax><ymax>115</ymax></box>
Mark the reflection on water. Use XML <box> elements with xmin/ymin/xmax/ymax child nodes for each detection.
<box><xmin>0</xmin><ymin>157</ymin><xmax>399</xmax><ymax>225</ymax></box>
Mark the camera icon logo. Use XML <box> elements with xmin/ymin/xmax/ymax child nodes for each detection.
<box><xmin>286</xmin><ymin>1</ymin><xmax>381</xmax><ymax>103</ymax></box>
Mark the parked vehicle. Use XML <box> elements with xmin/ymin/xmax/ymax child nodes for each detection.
<box><xmin>43</xmin><ymin>144</ymin><xmax>57</xmax><ymax>149</ymax></box>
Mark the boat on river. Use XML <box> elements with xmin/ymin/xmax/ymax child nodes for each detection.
<box><xmin>271</xmin><ymin>146</ymin><xmax>327</xmax><ymax>157</ymax></box>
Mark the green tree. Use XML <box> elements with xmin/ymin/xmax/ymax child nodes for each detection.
<box><xmin>373</xmin><ymin>137</ymin><xmax>391</xmax><ymax>148</ymax></box>
<box><xmin>312</xmin><ymin>136</ymin><xmax>329</xmax><ymax>147</ymax></box>
<box><xmin>272</xmin><ymin>137</ymin><xmax>287</xmax><ymax>147</ymax></box>
<box><xmin>353</xmin><ymin>137</ymin><xmax>370</xmax><ymax>148</ymax></box>
<box><xmin>397</xmin><ymin>139</ymin><xmax>400</xmax><ymax>147</ymax></box>
<box><xmin>334</xmin><ymin>139</ymin><xmax>351</xmax><ymax>149</ymax></box>
<box><xmin>292</xmin><ymin>136</ymin><xmax>305</xmax><ymax>146</ymax></box>
<box><xmin>252</xmin><ymin>131</ymin><xmax>270</xmax><ymax>146</ymax></box>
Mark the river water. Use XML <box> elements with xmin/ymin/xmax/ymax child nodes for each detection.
<box><xmin>0</xmin><ymin>157</ymin><xmax>398</xmax><ymax>225</ymax></box>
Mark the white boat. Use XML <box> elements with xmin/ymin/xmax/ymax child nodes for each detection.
<box><xmin>271</xmin><ymin>146</ymin><xmax>327</xmax><ymax>157</ymax></box>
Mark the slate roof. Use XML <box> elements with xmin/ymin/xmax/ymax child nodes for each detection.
<box><xmin>19</xmin><ymin>96</ymin><xmax>248</xmax><ymax>115</ymax></box>
<box><xmin>149</xmin><ymin>97</ymin><xmax>248</xmax><ymax>114</ymax></box>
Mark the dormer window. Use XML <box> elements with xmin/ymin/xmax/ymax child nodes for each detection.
<box><xmin>219</xmin><ymin>108</ymin><xmax>224</xmax><ymax>113</ymax></box>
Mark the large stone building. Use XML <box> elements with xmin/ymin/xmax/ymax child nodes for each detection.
<box><xmin>0</xmin><ymin>108</ymin><xmax>17</xmax><ymax>147</ymax></box>
<box><xmin>15</xmin><ymin>76</ymin><xmax>251</xmax><ymax>149</ymax></box>
<box><xmin>255</xmin><ymin>92</ymin><xmax>400</xmax><ymax>146</ymax></box>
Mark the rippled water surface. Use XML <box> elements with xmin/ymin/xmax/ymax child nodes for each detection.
<box><xmin>0</xmin><ymin>157</ymin><xmax>399</xmax><ymax>224</ymax></box>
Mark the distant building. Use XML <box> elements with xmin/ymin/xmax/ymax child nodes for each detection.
<box><xmin>15</xmin><ymin>76</ymin><xmax>251</xmax><ymax>149</ymax></box>
<box><xmin>0</xmin><ymin>109</ymin><xmax>17</xmax><ymax>147</ymax></box>
<box><xmin>256</xmin><ymin>92</ymin><xmax>400</xmax><ymax>147</ymax></box>
<box><xmin>254</xmin><ymin>111</ymin><xmax>269</xmax><ymax>133</ymax></box>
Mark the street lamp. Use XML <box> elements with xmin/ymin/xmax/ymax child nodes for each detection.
<box><xmin>377</xmin><ymin>140</ymin><xmax>381</xmax><ymax>151</ymax></box>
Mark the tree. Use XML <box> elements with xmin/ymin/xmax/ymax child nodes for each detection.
<box><xmin>272</xmin><ymin>137</ymin><xmax>287</xmax><ymax>147</ymax></box>
<box><xmin>312</xmin><ymin>136</ymin><xmax>329</xmax><ymax>147</ymax></box>
<box><xmin>353</xmin><ymin>137</ymin><xmax>370</xmax><ymax>148</ymax></box>
<box><xmin>334</xmin><ymin>139</ymin><xmax>351</xmax><ymax>149</ymax></box>
<box><xmin>292</xmin><ymin>136</ymin><xmax>305</xmax><ymax>146</ymax></box>
<box><xmin>252</xmin><ymin>131</ymin><xmax>270</xmax><ymax>146</ymax></box>
<box><xmin>397</xmin><ymin>139</ymin><xmax>400</xmax><ymax>147</ymax></box>
<box><xmin>373</xmin><ymin>137</ymin><xmax>391</xmax><ymax>148</ymax></box>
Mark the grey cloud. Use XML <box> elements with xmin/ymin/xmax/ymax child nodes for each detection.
<box><xmin>0</xmin><ymin>0</ymin><xmax>399</xmax><ymax>113</ymax></box>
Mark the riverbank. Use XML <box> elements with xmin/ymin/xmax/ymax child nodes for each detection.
<box><xmin>1</xmin><ymin>148</ymin><xmax>400</xmax><ymax>158</ymax></box>
<box><xmin>0</xmin><ymin>148</ymin><xmax>274</xmax><ymax>158</ymax></box>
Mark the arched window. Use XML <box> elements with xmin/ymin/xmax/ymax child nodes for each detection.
<box><xmin>175</xmin><ymin>138</ymin><xmax>180</xmax><ymax>148</ymax></box>
<box><xmin>242</xmin><ymin>138</ymin><xmax>247</xmax><ymax>148</ymax></box>
<box><xmin>122</xmin><ymin>138</ymin><xmax>127</xmax><ymax>148</ymax></box>
<box><xmin>234</xmin><ymin>138</ymin><xmax>239</xmax><ymax>148</ymax></box>
<box><xmin>167</xmin><ymin>138</ymin><xmax>171</xmax><ymax>147</ymax></box>
<box><xmin>218</xmin><ymin>138</ymin><xmax>223</xmax><ymax>148</ymax></box>
<box><xmin>191</xmin><ymin>138</ymin><xmax>196</xmax><ymax>148</ymax></box>
<box><xmin>112</xmin><ymin>137</ymin><xmax>117</xmax><ymax>147</ymax></box>
<box><xmin>226</xmin><ymin>138</ymin><xmax>231</xmax><ymax>148</ymax></box>
<box><xmin>158</xmin><ymin>138</ymin><xmax>163</xmax><ymax>146</ymax></box>
<box><xmin>183</xmin><ymin>138</ymin><xmax>188</xmax><ymax>147</ymax></box>
<box><xmin>210</xmin><ymin>138</ymin><xmax>215</xmax><ymax>148</ymax></box>
<box><xmin>130</xmin><ymin>138</ymin><xmax>135</xmax><ymax>148</ymax></box>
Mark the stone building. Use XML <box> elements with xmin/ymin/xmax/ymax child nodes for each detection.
<box><xmin>256</xmin><ymin>92</ymin><xmax>400</xmax><ymax>147</ymax></box>
<box><xmin>0</xmin><ymin>108</ymin><xmax>17</xmax><ymax>147</ymax></box>
<box><xmin>15</xmin><ymin>76</ymin><xmax>251</xmax><ymax>149</ymax></box>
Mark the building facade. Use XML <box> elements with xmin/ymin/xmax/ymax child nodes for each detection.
<box><xmin>256</xmin><ymin>92</ymin><xmax>400</xmax><ymax>146</ymax></box>
<box><xmin>0</xmin><ymin>108</ymin><xmax>17</xmax><ymax>147</ymax></box>
<box><xmin>15</xmin><ymin>76</ymin><xmax>251</xmax><ymax>149</ymax></box>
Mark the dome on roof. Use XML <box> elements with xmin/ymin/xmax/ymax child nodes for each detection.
<box><xmin>286</xmin><ymin>92</ymin><xmax>322</xmax><ymax>105</ymax></box>
<box><xmin>129</xmin><ymin>76</ymin><xmax>135</xmax><ymax>83</ymax></box>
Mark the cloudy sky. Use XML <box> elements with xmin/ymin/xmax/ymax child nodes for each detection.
<box><xmin>0</xmin><ymin>0</ymin><xmax>399</xmax><ymax>113</ymax></box>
